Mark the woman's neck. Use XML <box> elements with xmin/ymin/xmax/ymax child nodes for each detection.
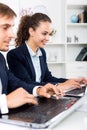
<box><xmin>26</xmin><ymin>40</ymin><xmax>38</xmax><ymax>54</ymax></box>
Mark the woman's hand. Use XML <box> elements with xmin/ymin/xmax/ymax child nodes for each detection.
<box><xmin>56</xmin><ymin>78</ymin><xmax>87</xmax><ymax>91</ymax></box>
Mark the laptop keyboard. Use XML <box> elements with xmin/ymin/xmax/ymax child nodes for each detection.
<box><xmin>9</xmin><ymin>97</ymin><xmax>79</xmax><ymax>123</ymax></box>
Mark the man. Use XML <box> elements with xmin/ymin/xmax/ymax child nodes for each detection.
<box><xmin>0</xmin><ymin>3</ymin><xmax>60</xmax><ymax>114</ymax></box>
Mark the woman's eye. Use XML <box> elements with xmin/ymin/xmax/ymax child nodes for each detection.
<box><xmin>42</xmin><ymin>33</ymin><xmax>47</xmax><ymax>36</ymax></box>
<box><xmin>3</xmin><ymin>27</ymin><xmax>7</xmax><ymax>30</ymax></box>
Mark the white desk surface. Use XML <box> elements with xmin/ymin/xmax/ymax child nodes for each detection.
<box><xmin>52</xmin><ymin>110</ymin><xmax>87</xmax><ymax>130</ymax></box>
<box><xmin>0</xmin><ymin>110</ymin><xmax>87</xmax><ymax>130</ymax></box>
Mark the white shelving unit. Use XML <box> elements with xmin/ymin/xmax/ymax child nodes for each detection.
<box><xmin>65</xmin><ymin>0</ymin><xmax>87</xmax><ymax>78</ymax></box>
<box><xmin>45</xmin><ymin>43</ymin><xmax>66</xmax><ymax>78</ymax></box>
<box><xmin>45</xmin><ymin>0</ymin><xmax>87</xmax><ymax>79</ymax></box>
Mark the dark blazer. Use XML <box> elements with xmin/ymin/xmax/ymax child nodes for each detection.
<box><xmin>0</xmin><ymin>53</ymin><xmax>35</xmax><ymax>94</ymax></box>
<box><xmin>7</xmin><ymin>43</ymin><xmax>67</xmax><ymax>86</ymax></box>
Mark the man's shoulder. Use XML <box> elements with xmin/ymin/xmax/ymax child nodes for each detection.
<box><xmin>0</xmin><ymin>52</ymin><xmax>5</xmax><ymax>59</ymax></box>
<box><xmin>0</xmin><ymin>52</ymin><xmax>6</xmax><ymax>64</ymax></box>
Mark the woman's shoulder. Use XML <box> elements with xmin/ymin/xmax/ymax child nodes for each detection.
<box><xmin>40</xmin><ymin>48</ymin><xmax>46</xmax><ymax>54</ymax></box>
<box><xmin>7</xmin><ymin>47</ymin><xmax>19</xmax><ymax>55</ymax></box>
<box><xmin>7</xmin><ymin>44</ymin><xmax>25</xmax><ymax>54</ymax></box>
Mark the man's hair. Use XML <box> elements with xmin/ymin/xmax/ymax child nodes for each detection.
<box><xmin>0</xmin><ymin>3</ymin><xmax>17</xmax><ymax>18</ymax></box>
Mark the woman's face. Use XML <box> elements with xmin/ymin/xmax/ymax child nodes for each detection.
<box><xmin>29</xmin><ymin>21</ymin><xmax>52</xmax><ymax>48</ymax></box>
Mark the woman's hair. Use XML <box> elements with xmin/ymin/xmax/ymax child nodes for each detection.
<box><xmin>15</xmin><ymin>13</ymin><xmax>52</xmax><ymax>47</ymax></box>
<box><xmin>0</xmin><ymin>3</ymin><xmax>16</xmax><ymax>18</ymax></box>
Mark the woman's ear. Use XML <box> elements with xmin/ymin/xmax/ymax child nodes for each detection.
<box><xmin>29</xmin><ymin>28</ymin><xmax>34</xmax><ymax>36</ymax></box>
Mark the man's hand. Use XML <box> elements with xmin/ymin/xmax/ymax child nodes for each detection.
<box><xmin>7</xmin><ymin>88</ymin><xmax>38</xmax><ymax>109</ymax></box>
<box><xmin>36</xmin><ymin>83</ymin><xmax>64</xmax><ymax>99</ymax></box>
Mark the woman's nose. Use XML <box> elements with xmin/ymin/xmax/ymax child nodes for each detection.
<box><xmin>46</xmin><ymin>35</ymin><xmax>50</xmax><ymax>41</ymax></box>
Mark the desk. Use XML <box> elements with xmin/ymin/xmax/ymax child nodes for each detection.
<box><xmin>0</xmin><ymin>110</ymin><xmax>87</xmax><ymax>130</ymax></box>
<box><xmin>52</xmin><ymin>110</ymin><xmax>87</xmax><ymax>130</ymax></box>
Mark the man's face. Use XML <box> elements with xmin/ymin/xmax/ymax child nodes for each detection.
<box><xmin>0</xmin><ymin>16</ymin><xmax>15</xmax><ymax>51</ymax></box>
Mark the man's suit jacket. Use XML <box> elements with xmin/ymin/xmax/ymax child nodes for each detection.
<box><xmin>0</xmin><ymin>53</ymin><xmax>35</xmax><ymax>94</ymax></box>
<box><xmin>7</xmin><ymin>43</ymin><xmax>67</xmax><ymax>86</ymax></box>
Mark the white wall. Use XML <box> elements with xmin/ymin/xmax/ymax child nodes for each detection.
<box><xmin>0</xmin><ymin>0</ymin><xmax>65</xmax><ymax>44</ymax></box>
<box><xmin>0</xmin><ymin>0</ymin><xmax>65</xmax><ymax>61</ymax></box>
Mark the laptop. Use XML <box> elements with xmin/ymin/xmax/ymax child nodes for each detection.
<box><xmin>65</xmin><ymin>84</ymin><xmax>87</xmax><ymax>97</ymax></box>
<box><xmin>0</xmin><ymin>92</ymin><xmax>87</xmax><ymax>129</ymax></box>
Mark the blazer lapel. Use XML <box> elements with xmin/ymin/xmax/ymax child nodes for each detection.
<box><xmin>21</xmin><ymin>44</ymin><xmax>36</xmax><ymax>81</ymax></box>
<box><xmin>39</xmin><ymin>56</ymin><xmax>45</xmax><ymax>81</ymax></box>
<box><xmin>0</xmin><ymin>53</ymin><xmax>8</xmax><ymax>93</ymax></box>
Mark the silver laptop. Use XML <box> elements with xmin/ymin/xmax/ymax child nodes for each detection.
<box><xmin>65</xmin><ymin>84</ymin><xmax>87</xmax><ymax>97</ymax></box>
<box><xmin>0</xmin><ymin>92</ymin><xmax>87</xmax><ymax>129</ymax></box>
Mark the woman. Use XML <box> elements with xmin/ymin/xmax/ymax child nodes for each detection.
<box><xmin>7</xmin><ymin>13</ymin><xmax>87</xmax><ymax>95</ymax></box>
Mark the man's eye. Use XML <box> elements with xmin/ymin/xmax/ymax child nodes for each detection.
<box><xmin>3</xmin><ymin>27</ymin><xmax>8</xmax><ymax>30</ymax></box>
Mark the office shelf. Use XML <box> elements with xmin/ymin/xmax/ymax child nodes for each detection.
<box><xmin>45</xmin><ymin>0</ymin><xmax>87</xmax><ymax>78</ymax></box>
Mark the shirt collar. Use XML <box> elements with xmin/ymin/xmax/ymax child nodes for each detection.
<box><xmin>25</xmin><ymin>41</ymin><xmax>42</xmax><ymax>57</ymax></box>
